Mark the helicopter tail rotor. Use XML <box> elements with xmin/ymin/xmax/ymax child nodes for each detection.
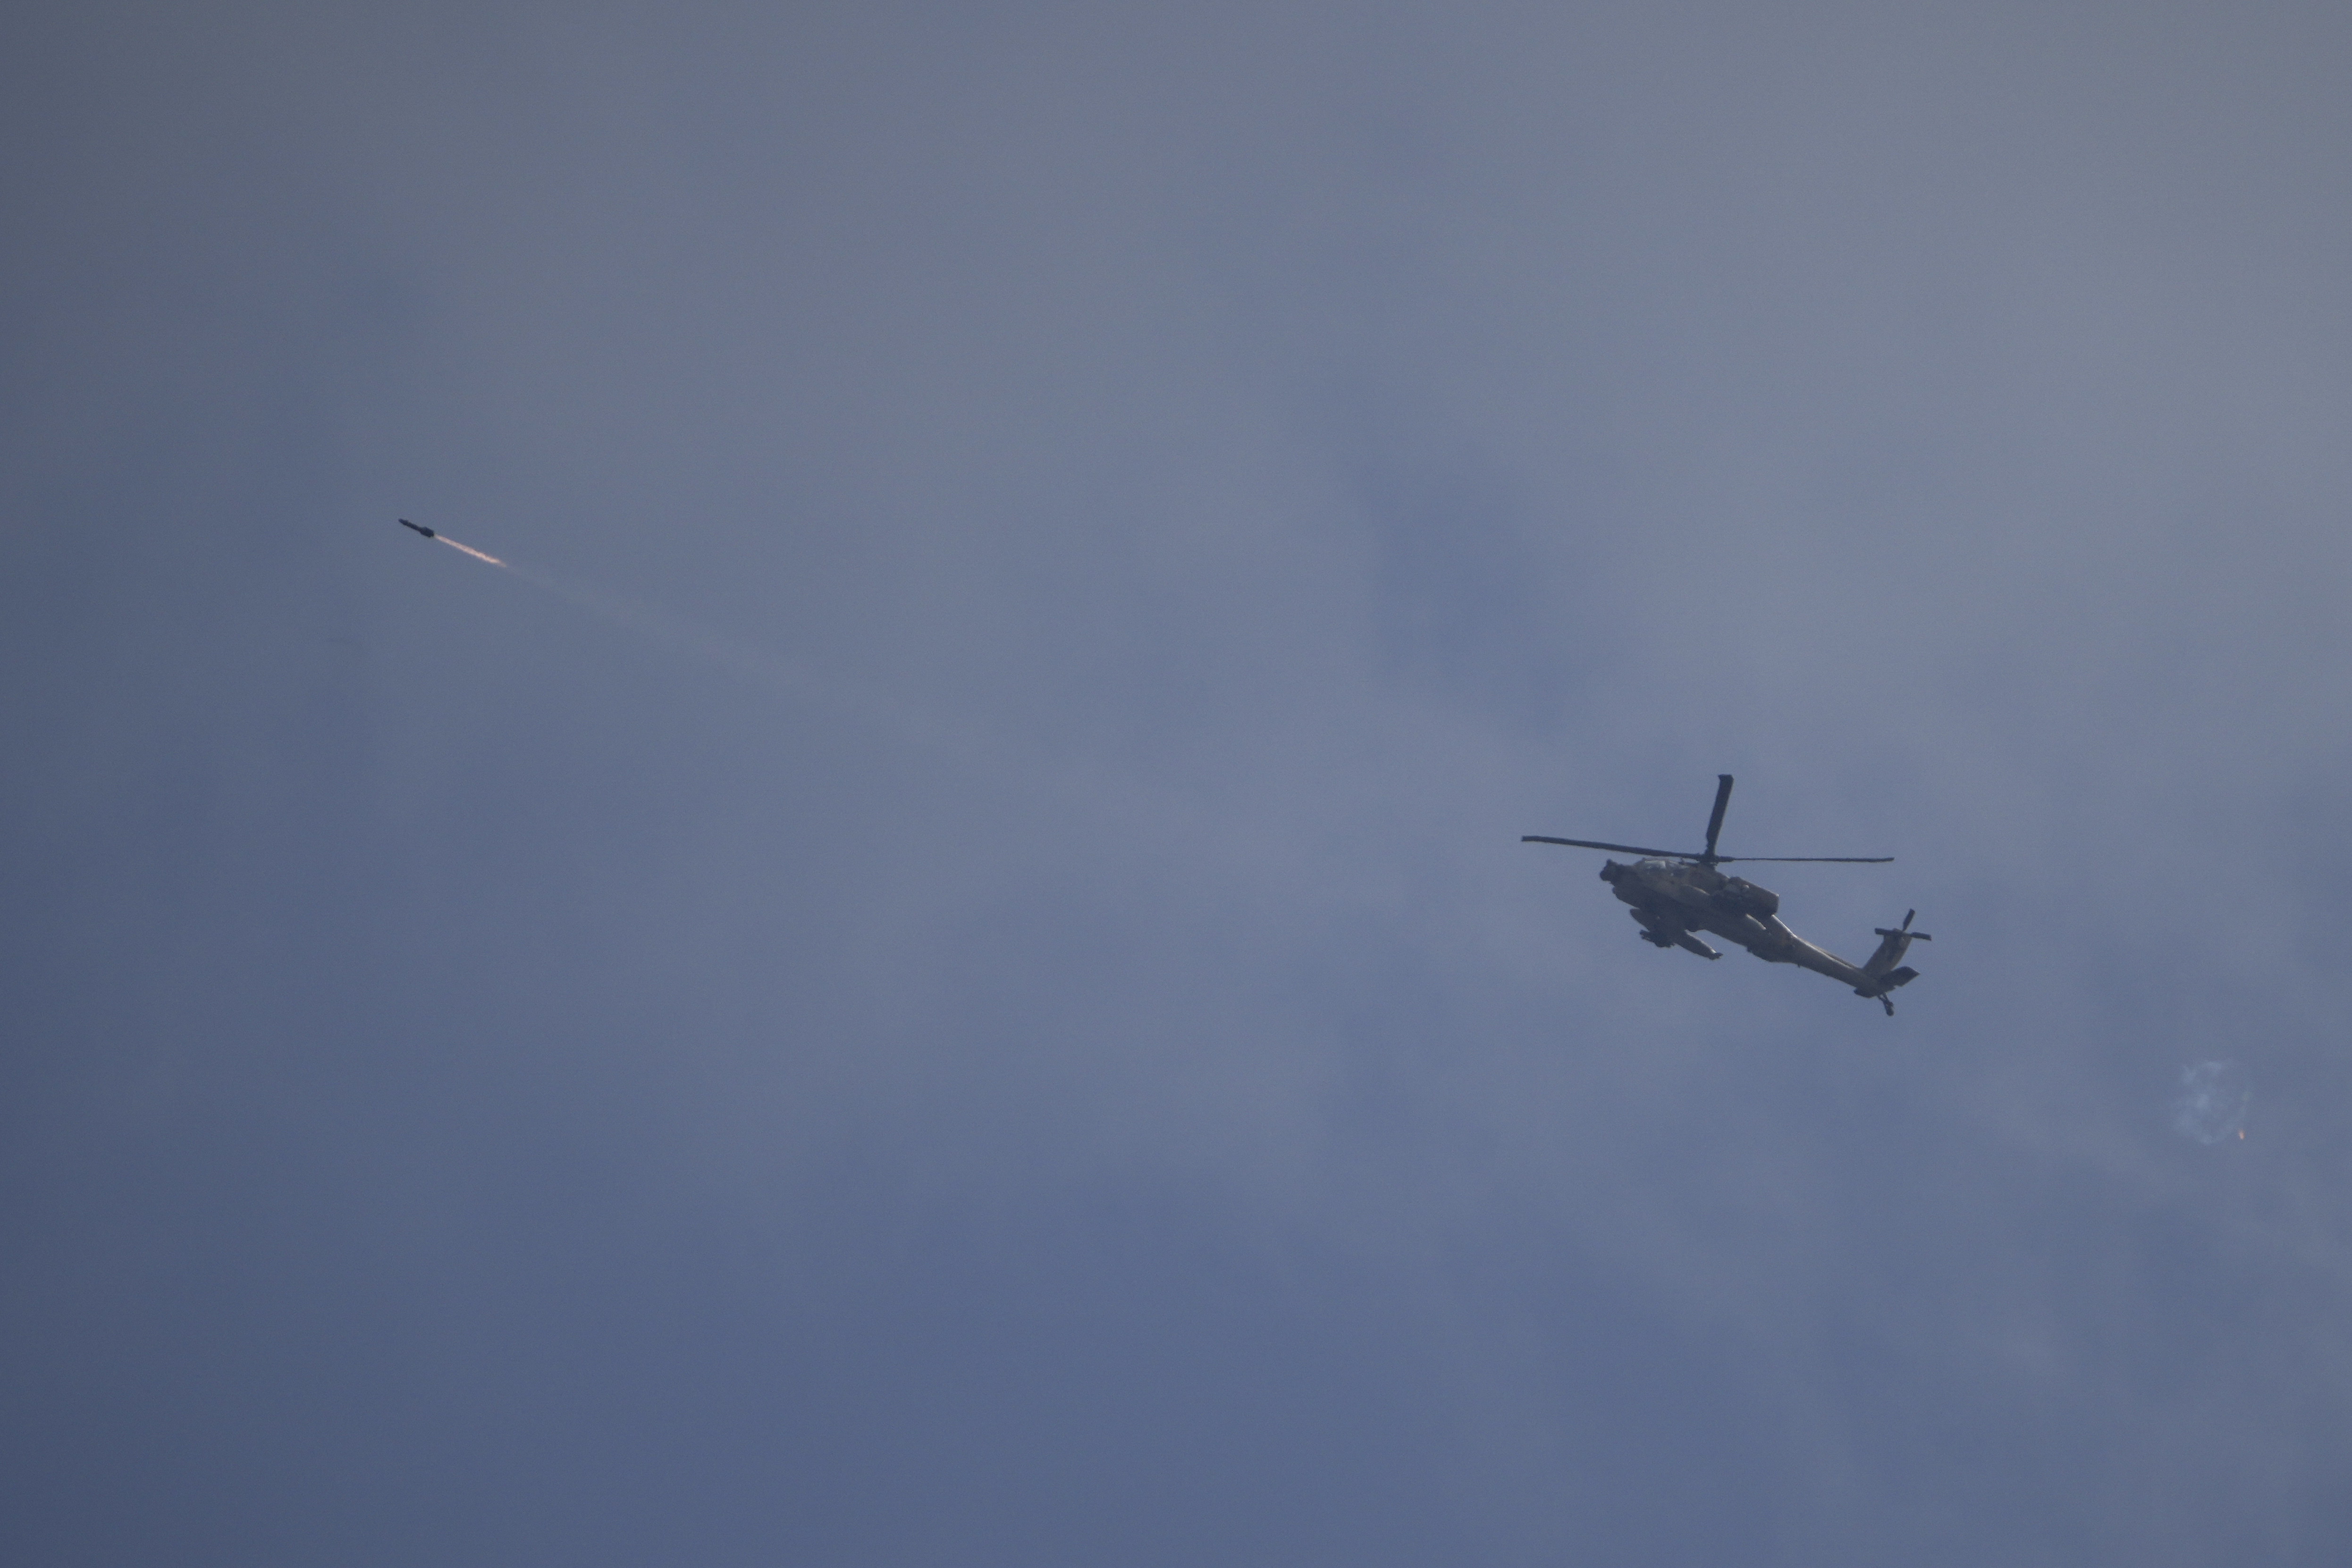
<box><xmin>1872</xmin><ymin>909</ymin><xmax>1931</xmax><ymax>943</ymax></box>
<box><xmin>1861</xmin><ymin>910</ymin><xmax>1930</xmax><ymax>988</ymax></box>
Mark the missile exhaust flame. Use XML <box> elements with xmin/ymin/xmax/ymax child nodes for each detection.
<box><xmin>435</xmin><ymin>536</ymin><xmax>505</xmax><ymax>567</ymax></box>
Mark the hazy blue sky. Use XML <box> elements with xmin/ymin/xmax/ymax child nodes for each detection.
<box><xmin>7</xmin><ymin>3</ymin><xmax>2351</xmax><ymax>1562</ymax></box>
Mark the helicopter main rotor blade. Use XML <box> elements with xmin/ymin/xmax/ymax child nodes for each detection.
<box><xmin>1703</xmin><ymin>774</ymin><xmax>1734</xmax><ymax>860</ymax></box>
<box><xmin>1714</xmin><ymin>855</ymin><xmax>1894</xmax><ymax>863</ymax></box>
<box><xmin>1521</xmin><ymin>835</ymin><xmax>1694</xmax><ymax>857</ymax></box>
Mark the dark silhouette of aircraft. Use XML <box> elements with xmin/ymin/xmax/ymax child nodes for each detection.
<box><xmin>1524</xmin><ymin>775</ymin><xmax>1929</xmax><ymax>1014</ymax></box>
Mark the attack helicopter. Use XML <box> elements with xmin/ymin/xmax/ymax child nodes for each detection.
<box><xmin>1523</xmin><ymin>775</ymin><xmax>1929</xmax><ymax>1014</ymax></box>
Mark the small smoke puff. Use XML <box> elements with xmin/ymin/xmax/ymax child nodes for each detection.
<box><xmin>2173</xmin><ymin>1060</ymin><xmax>2251</xmax><ymax>1145</ymax></box>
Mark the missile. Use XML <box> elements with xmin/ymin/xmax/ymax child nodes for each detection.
<box><xmin>396</xmin><ymin>516</ymin><xmax>505</xmax><ymax>566</ymax></box>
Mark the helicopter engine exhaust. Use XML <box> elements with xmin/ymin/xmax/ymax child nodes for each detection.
<box><xmin>1712</xmin><ymin>877</ymin><xmax>1779</xmax><ymax>919</ymax></box>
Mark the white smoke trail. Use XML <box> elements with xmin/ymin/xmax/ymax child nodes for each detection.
<box><xmin>425</xmin><ymin>534</ymin><xmax>1298</xmax><ymax>882</ymax></box>
<box><xmin>498</xmin><ymin>558</ymin><xmax>835</xmax><ymax>705</ymax></box>
<box><xmin>491</xmin><ymin>556</ymin><xmax>1038</xmax><ymax>788</ymax></box>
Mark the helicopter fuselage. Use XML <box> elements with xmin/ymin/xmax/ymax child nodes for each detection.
<box><xmin>1601</xmin><ymin>858</ymin><xmax>1914</xmax><ymax>1000</ymax></box>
